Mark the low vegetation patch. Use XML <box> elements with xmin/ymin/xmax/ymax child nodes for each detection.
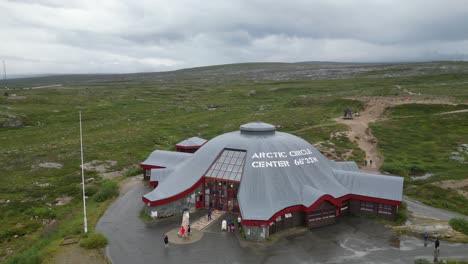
<box><xmin>395</xmin><ymin>202</ymin><xmax>408</xmax><ymax>225</ymax></box>
<box><xmin>79</xmin><ymin>232</ymin><xmax>108</xmax><ymax>249</ymax></box>
<box><xmin>124</xmin><ymin>166</ymin><xmax>143</xmax><ymax>177</ymax></box>
<box><xmin>93</xmin><ymin>180</ymin><xmax>119</xmax><ymax>202</ymax></box>
<box><xmin>449</xmin><ymin>218</ymin><xmax>468</xmax><ymax>235</ymax></box>
<box><xmin>139</xmin><ymin>210</ymin><xmax>153</xmax><ymax>222</ymax></box>
<box><xmin>2</xmin><ymin>62</ymin><xmax>468</xmax><ymax>262</ymax></box>
<box><xmin>405</xmin><ymin>185</ymin><xmax>468</xmax><ymax>216</ymax></box>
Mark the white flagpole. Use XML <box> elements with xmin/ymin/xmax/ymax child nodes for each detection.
<box><xmin>79</xmin><ymin>111</ymin><xmax>88</xmax><ymax>234</ymax></box>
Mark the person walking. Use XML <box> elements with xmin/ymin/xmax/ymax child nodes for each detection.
<box><xmin>364</xmin><ymin>160</ymin><xmax>368</xmax><ymax>167</ymax></box>
<box><xmin>435</xmin><ymin>237</ymin><xmax>440</xmax><ymax>250</ymax></box>
<box><xmin>424</xmin><ymin>232</ymin><xmax>429</xmax><ymax>247</ymax></box>
<box><xmin>369</xmin><ymin>160</ymin><xmax>373</xmax><ymax>167</ymax></box>
<box><xmin>187</xmin><ymin>224</ymin><xmax>191</xmax><ymax>237</ymax></box>
<box><xmin>207</xmin><ymin>208</ymin><xmax>212</xmax><ymax>221</ymax></box>
<box><xmin>164</xmin><ymin>234</ymin><xmax>169</xmax><ymax>248</ymax></box>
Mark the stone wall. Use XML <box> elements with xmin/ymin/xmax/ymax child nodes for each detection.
<box><xmin>244</xmin><ymin>225</ymin><xmax>269</xmax><ymax>241</ymax></box>
<box><xmin>144</xmin><ymin>186</ymin><xmax>202</xmax><ymax>218</ymax></box>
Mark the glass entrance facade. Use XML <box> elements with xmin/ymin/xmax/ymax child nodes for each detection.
<box><xmin>199</xmin><ymin>148</ymin><xmax>245</xmax><ymax>212</ymax></box>
<box><xmin>203</xmin><ymin>179</ymin><xmax>240</xmax><ymax>212</ymax></box>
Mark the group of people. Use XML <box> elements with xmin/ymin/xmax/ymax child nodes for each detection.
<box><xmin>178</xmin><ymin>224</ymin><xmax>191</xmax><ymax>238</ymax></box>
<box><xmin>221</xmin><ymin>216</ymin><xmax>241</xmax><ymax>232</ymax></box>
<box><xmin>164</xmin><ymin>209</ymin><xmax>243</xmax><ymax>248</ymax></box>
<box><xmin>364</xmin><ymin>159</ymin><xmax>373</xmax><ymax>167</ymax></box>
<box><xmin>424</xmin><ymin>233</ymin><xmax>440</xmax><ymax>261</ymax></box>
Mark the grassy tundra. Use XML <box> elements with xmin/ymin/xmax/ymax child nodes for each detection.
<box><xmin>0</xmin><ymin>62</ymin><xmax>467</xmax><ymax>262</ymax></box>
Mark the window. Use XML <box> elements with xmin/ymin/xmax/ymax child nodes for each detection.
<box><xmin>360</xmin><ymin>201</ymin><xmax>374</xmax><ymax>212</ymax></box>
<box><xmin>341</xmin><ymin>201</ymin><xmax>349</xmax><ymax>211</ymax></box>
<box><xmin>205</xmin><ymin>149</ymin><xmax>246</xmax><ymax>181</ymax></box>
<box><xmin>378</xmin><ymin>204</ymin><xmax>393</xmax><ymax>215</ymax></box>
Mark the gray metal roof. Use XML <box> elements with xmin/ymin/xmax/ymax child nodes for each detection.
<box><xmin>176</xmin><ymin>137</ymin><xmax>207</xmax><ymax>147</ymax></box>
<box><xmin>150</xmin><ymin>168</ymin><xmax>174</xmax><ymax>182</ymax></box>
<box><xmin>333</xmin><ymin>161</ymin><xmax>360</xmax><ymax>172</ymax></box>
<box><xmin>143</xmin><ymin>122</ymin><xmax>404</xmax><ymax>221</ymax></box>
<box><xmin>333</xmin><ymin>170</ymin><xmax>404</xmax><ymax>202</ymax></box>
<box><xmin>141</xmin><ymin>150</ymin><xmax>192</xmax><ymax>168</ymax></box>
<box><xmin>240</xmin><ymin>121</ymin><xmax>276</xmax><ymax>132</ymax></box>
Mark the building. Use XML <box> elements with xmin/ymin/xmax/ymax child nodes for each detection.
<box><xmin>141</xmin><ymin>121</ymin><xmax>404</xmax><ymax>241</ymax></box>
<box><xmin>175</xmin><ymin>137</ymin><xmax>207</xmax><ymax>153</ymax></box>
<box><xmin>140</xmin><ymin>137</ymin><xmax>206</xmax><ymax>181</ymax></box>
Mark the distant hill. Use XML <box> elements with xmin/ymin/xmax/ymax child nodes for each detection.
<box><xmin>3</xmin><ymin>61</ymin><xmax>468</xmax><ymax>89</ymax></box>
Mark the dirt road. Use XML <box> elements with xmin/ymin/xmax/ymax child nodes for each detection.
<box><xmin>336</xmin><ymin>96</ymin><xmax>456</xmax><ymax>173</ymax></box>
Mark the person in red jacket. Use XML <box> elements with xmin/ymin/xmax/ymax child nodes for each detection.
<box><xmin>179</xmin><ymin>226</ymin><xmax>186</xmax><ymax>238</ymax></box>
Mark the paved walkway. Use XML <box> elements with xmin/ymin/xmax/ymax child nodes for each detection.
<box><xmin>190</xmin><ymin>210</ymin><xmax>225</xmax><ymax>231</ymax></box>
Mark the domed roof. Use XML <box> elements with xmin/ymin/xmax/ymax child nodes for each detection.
<box><xmin>240</xmin><ymin>121</ymin><xmax>276</xmax><ymax>132</ymax></box>
<box><xmin>143</xmin><ymin>122</ymin><xmax>403</xmax><ymax>221</ymax></box>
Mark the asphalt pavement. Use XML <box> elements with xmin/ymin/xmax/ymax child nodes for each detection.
<box><xmin>96</xmin><ymin>181</ymin><xmax>468</xmax><ymax>264</ymax></box>
<box><xmin>403</xmin><ymin>196</ymin><xmax>467</xmax><ymax>220</ymax></box>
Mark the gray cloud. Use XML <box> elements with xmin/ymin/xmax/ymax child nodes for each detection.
<box><xmin>1</xmin><ymin>0</ymin><xmax>467</xmax><ymax>75</ymax></box>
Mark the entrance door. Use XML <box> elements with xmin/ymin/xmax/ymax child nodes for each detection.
<box><xmin>203</xmin><ymin>178</ymin><xmax>239</xmax><ymax>212</ymax></box>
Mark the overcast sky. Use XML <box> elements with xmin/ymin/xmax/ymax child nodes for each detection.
<box><xmin>1</xmin><ymin>0</ymin><xmax>468</xmax><ymax>75</ymax></box>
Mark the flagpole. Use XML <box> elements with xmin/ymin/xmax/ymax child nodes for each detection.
<box><xmin>79</xmin><ymin>111</ymin><xmax>88</xmax><ymax>233</ymax></box>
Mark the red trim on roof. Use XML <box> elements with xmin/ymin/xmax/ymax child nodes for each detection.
<box><xmin>142</xmin><ymin>177</ymin><xmax>204</xmax><ymax>206</ymax></box>
<box><xmin>204</xmin><ymin>176</ymin><xmax>241</xmax><ymax>184</ymax></box>
<box><xmin>140</xmin><ymin>164</ymin><xmax>165</xmax><ymax>170</ymax></box>
<box><xmin>242</xmin><ymin>195</ymin><xmax>341</xmax><ymax>226</ymax></box>
<box><xmin>175</xmin><ymin>145</ymin><xmax>202</xmax><ymax>150</ymax></box>
<box><xmin>338</xmin><ymin>194</ymin><xmax>402</xmax><ymax>206</ymax></box>
<box><xmin>242</xmin><ymin>194</ymin><xmax>401</xmax><ymax>227</ymax></box>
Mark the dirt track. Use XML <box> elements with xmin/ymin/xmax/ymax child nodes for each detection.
<box><xmin>336</xmin><ymin>96</ymin><xmax>456</xmax><ymax>173</ymax></box>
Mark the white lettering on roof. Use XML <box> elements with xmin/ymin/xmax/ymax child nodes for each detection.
<box><xmin>250</xmin><ymin>149</ymin><xmax>319</xmax><ymax>169</ymax></box>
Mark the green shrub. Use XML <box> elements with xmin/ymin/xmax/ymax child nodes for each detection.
<box><xmin>80</xmin><ymin>232</ymin><xmax>108</xmax><ymax>249</ymax></box>
<box><xmin>449</xmin><ymin>218</ymin><xmax>468</xmax><ymax>235</ymax></box>
<box><xmin>3</xmin><ymin>239</ymin><xmax>49</xmax><ymax>264</ymax></box>
<box><xmin>124</xmin><ymin>166</ymin><xmax>143</xmax><ymax>177</ymax></box>
<box><xmin>0</xmin><ymin>222</ymin><xmax>42</xmax><ymax>243</ymax></box>
<box><xmin>85</xmin><ymin>185</ymin><xmax>98</xmax><ymax>196</ymax></box>
<box><xmin>409</xmin><ymin>164</ymin><xmax>426</xmax><ymax>176</ymax></box>
<box><xmin>395</xmin><ymin>202</ymin><xmax>408</xmax><ymax>225</ymax></box>
<box><xmin>93</xmin><ymin>180</ymin><xmax>119</xmax><ymax>202</ymax></box>
<box><xmin>25</xmin><ymin>207</ymin><xmax>56</xmax><ymax>219</ymax></box>
<box><xmin>414</xmin><ymin>259</ymin><xmax>431</xmax><ymax>264</ymax></box>
<box><xmin>381</xmin><ymin>163</ymin><xmax>409</xmax><ymax>176</ymax></box>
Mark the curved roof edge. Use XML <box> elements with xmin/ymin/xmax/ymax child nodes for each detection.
<box><xmin>176</xmin><ymin>137</ymin><xmax>207</xmax><ymax>147</ymax></box>
<box><xmin>333</xmin><ymin>169</ymin><xmax>404</xmax><ymax>202</ymax></box>
<box><xmin>242</xmin><ymin>193</ymin><xmax>403</xmax><ymax>226</ymax></box>
<box><xmin>141</xmin><ymin>150</ymin><xmax>192</xmax><ymax>168</ymax></box>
